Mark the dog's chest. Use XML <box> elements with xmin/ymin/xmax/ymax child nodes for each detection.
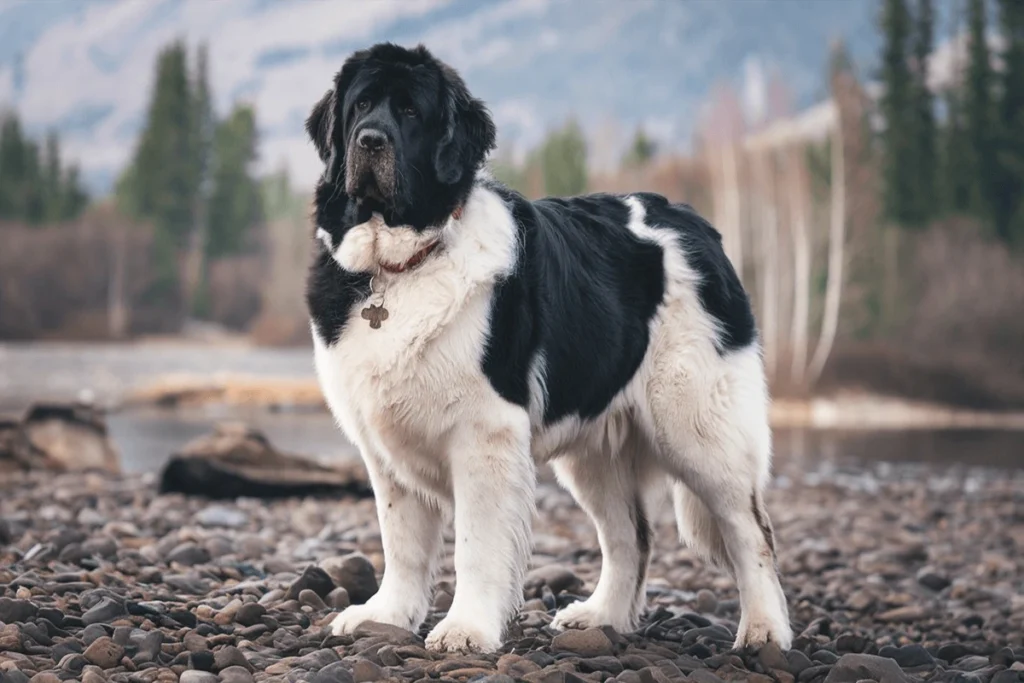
<box><xmin>313</xmin><ymin>273</ymin><xmax>496</xmax><ymax>483</ymax></box>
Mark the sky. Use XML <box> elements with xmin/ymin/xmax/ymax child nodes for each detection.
<box><xmin>0</xmin><ymin>0</ymin><xmax>915</xmax><ymax>195</ymax></box>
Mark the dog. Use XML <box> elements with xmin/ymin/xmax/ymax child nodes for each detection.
<box><xmin>305</xmin><ymin>42</ymin><xmax>791</xmax><ymax>654</ymax></box>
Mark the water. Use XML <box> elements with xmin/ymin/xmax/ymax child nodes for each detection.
<box><xmin>3</xmin><ymin>342</ymin><xmax>1023</xmax><ymax>474</ymax></box>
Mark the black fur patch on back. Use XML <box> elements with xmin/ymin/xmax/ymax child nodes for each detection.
<box><xmin>482</xmin><ymin>186</ymin><xmax>666</xmax><ymax>424</ymax></box>
<box><xmin>632</xmin><ymin>192</ymin><xmax>756</xmax><ymax>353</ymax></box>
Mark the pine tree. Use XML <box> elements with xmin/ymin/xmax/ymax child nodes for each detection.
<box><xmin>206</xmin><ymin>104</ymin><xmax>263</xmax><ymax>257</ymax></box>
<box><xmin>994</xmin><ymin>0</ymin><xmax>1024</xmax><ymax>244</ymax></box>
<box><xmin>879</xmin><ymin>0</ymin><xmax>917</xmax><ymax>226</ymax></box>
<box><xmin>909</xmin><ymin>0</ymin><xmax>937</xmax><ymax>226</ymax></box>
<box><xmin>540</xmin><ymin>118</ymin><xmax>587</xmax><ymax>197</ymax></box>
<box><xmin>622</xmin><ymin>126</ymin><xmax>657</xmax><ymax>168</ymax></box>
<box><xmin>42</xmin><ymin>132</ymin><xmax>63</xmax><ymax>223</ymax></box>
<box><xmin>965</xmin><ymin>0</ymin><xmax>997</xmax><ymax>224</ymax></box>
<box><xmin>119</xmin><ymin>41</ymin><xmax>199</xmax><ymax>307</ymax></box>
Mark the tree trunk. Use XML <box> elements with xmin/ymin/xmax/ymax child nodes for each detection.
<box><xmin>808</xmin><ymin>124</ymin><xmax>847</xmax><ymax>384</ymax></box>
<box><xmin>787</xmin><ymin>147</ymin><xmax>812</xmax><ymax>387</ymax></box>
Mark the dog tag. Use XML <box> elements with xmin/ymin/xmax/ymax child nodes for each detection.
<box><xmin>361</xmin><ymin>303</ymin><xmax>389</xmax><ymax>329</ymax></box>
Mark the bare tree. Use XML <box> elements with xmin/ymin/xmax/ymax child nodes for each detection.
<box><xmin>786</xmin><ymin>146</ymin><xmax>812</xmax><ymax>386</ymax></box>
<box><xmin>808</xmin><ymin>122</ymin><xmax>846</xmax><ymax>384</ymax></box>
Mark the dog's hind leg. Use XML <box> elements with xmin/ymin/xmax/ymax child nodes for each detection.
<box><xmin>550</xmin><ymin>425</ymin><xmax>655</xmax><ymax>633</ymax></box>
<box><xmin>647</xmin><ymin>345</ymin><xmax>791</xmax><ymax>650</ymax></box>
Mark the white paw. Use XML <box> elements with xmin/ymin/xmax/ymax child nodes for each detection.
<box><xmin>425</xmin><ymin>614</ymin><xmax>502</xmax><ymax>653</ymax></box>
<box><xmin>551</xmin><ymin>599</ymin><xmax>635</xmax><ymax>633</ymax></box>
<box><xmin>734</xmin><ymin>613</ymin><xmax>793</xmax><ymax>651</ymax></box>
<box><xmin>329</xmin><ymin>600</ymin><xmax>416</xmax><ymax>636</ymax></box>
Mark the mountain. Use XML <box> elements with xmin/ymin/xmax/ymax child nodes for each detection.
<box><xmin>0</xmin><ymin>0</ymin><xmax>920</xmax><ymax>195</ymax></box>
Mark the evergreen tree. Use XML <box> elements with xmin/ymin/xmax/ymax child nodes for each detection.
<box><xmin>540</xmin><ymin>118</ymin><xmax>587</xmax><ymax>197</ymax></box>
<box><xmin>909</xmin><ymin>0</ymin><xmax>937</xmax><ymax>226</ymax></box>
<box><xmin>965</xmin><ymin>0</ymin><xmax>997</xmax><ymax>223</ymax></box>
<box><xmin>42</xmin><ymin>132</ymin><xmax>63</xmax><ymax>223</ymax></box>
<box><xmin>206</xmin><ymin>104</ymin><xmax>263</xmax><ymax>257</ymax></box>
<box><xmin>940</xmin><ymin>89</ymin><xmax>973</xmax><ymax>214</ymax></box>
<box><xmin>879</xmin><ymin>0</ymin><xmax>917</xmax><ymax>225</ymax></box>
<box><xmin>623</xmin><ymin>126</ymin><xmax>657</xmax><ymax>168</ymax></box>
<box><xmin>118</xmin><ymin>41</ymin><xmax>200</xmax><ymax>306</ymax></box>
<box><xmin>994</xmin><ymin>0</ymin><xmax>1024</xmax><ymax>244</ymax></box>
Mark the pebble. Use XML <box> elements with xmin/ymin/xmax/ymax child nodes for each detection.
<box><xmin>551</xmin><ymin>628</ymin><xmax>614</xmax><ymax>657</ymax></box>
<box><xmin>82</xmin><ymin>636</ymin><xmax>125</xmax><ymax>669</ymax></box>
<box><xmin>179</xmin><ymin>673</ymin><xmax>219</xmax><ymax>683</ymax></box>
<box><xmin>1</xmin><ymin>463</ymin><xmax>1022</xmax><ymax>683</ymax></box>
<box><xmin>319</xmin><ymin>554</ymin><xmax>378</xmax><ymax>604</ymax></box>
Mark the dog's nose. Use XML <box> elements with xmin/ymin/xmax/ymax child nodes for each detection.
<box><xmin>357</xmin><ymin>129</ymin><xmax>388</xmax><ymax>153</ymax></box>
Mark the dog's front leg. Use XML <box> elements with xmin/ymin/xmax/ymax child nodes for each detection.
<box><xmin>331</xmin><ymin>453</ymin><xmax>444</xmax><ymax>635</ymax></box>
<box><xmin>425</xmin><ymin>414</ymin><xmax>535</xmax><ymax>653</ymax></box>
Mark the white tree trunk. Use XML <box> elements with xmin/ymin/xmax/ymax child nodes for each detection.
<box><xmin>753</xmin><ymin>150</ymin><xmax>779</xmax><ymax>380</ymax></box>
<box><xmin>720</xmin><ymin>143</ymin><xmax>744</xmax><ymax>277</ymax></box>
<box><xmin>808</xmin><ymin>125</ymin><xmax>846</xmax><ymax>384</ymax></box>
<box><xmin>787</xmin><ymin>147</ymin><xmax>811</xmax><ymax>386</ymax></box>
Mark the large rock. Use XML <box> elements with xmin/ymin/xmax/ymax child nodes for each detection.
<box><xmin>1</xmin><ymin>403</ymin><xmax>119</xmax><ymax>475</ymax></box>
<box><xmin>158</xmin><ymin>423</ymin><xmax>370</xmax><ymax>499</ymax></box>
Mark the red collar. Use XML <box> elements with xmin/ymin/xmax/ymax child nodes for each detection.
<box><xmin>376</xmin><ymin>205</ymin><xmax>462</xmax><ymax>274</ymax></box>
<box><xmin>379</xmin><ymin>239</ymin><xmax>441</xmax><ymax>274</ymax></box>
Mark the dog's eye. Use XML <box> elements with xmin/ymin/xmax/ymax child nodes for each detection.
<box><xmin>356</xmin><ymin>99</ymin><xmax>370</xmax><ymax>111</ymax></box>
<box><xmin>401</xmin><ymin>105</ymin><xmax>417</xmax><ymax>118</ymax></box>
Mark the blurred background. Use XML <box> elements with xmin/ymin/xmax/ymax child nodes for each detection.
<box><xmin>1</xmin><ymin>0</ymin><xmax>1022</xmax><ymax>473</ymax></box>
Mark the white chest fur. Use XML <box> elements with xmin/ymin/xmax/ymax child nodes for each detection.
<box><xmin>312</xmin><ymin>186</ymin><xmax>520</xmax><ymax>499</ymax></box>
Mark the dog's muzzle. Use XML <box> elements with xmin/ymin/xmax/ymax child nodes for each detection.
<box><xmin>346</xmin><ymin>127</ymin><xmax>397</xmax><ymax>202</ymax></box>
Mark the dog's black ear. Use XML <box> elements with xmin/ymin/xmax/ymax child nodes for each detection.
<box><xmin>306</xmin><ymin>89</ymin><xmax>336</xmax><ymax>166</ymax></box>
<box><xmin>434</xmin><ymin>64</ymin><xmax>497</xmax><ymax>185</ymax></box>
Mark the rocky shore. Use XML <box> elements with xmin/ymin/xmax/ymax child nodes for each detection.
<box><xmin>2</xmin><ymin>455</ymin><xmax>1023</xmax><ymax>683</ymax></box>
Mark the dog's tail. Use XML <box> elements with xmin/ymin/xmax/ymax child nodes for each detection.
<box><xmin>671</xmin><ymin>480</ymin><xmax>732</xmax><ymax>573</ymax></box>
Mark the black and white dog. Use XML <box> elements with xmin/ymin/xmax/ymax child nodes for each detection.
<box><xmin>305</xmin><ymin>43</ymin><xmax>791</xmax><ymax>654</ymax></box>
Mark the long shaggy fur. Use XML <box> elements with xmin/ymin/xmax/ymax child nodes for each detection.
<box><xmin>305</xmin><ymin>42</ymin><xmax>792</xmax><ymax>654</ymax></box>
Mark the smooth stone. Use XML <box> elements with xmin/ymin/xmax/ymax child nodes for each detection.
<box><xmin>822</xmin><ymin>653</ymin><xmax>913</xmax><ymax>683</ymax></box>
<box><xmin>307</xmin><ymin>661</ymin><xmax>355</xmax><ymax>683</ymax></box>
<box><xmin>284</xmin><ymin>566</ymin><xmax>335</xmax><ymax>601</ymax></box>
<box><xmin>352</xmin><ymin>660</ymin><xmax>383</xmax><ymax>683</ymax></box>
<box><xmin>319</xmin><ymin>555</ymin><xmax>376</xmax><ymax>604</ymax></box>
<box><xmin>179</xmin><ymin>672</ymin><xmax>219</xmax><ymax>683</ymax></box>
<box><xmin>83</xmin><ymin>636</ymin><xmax>126</xmax><ymax>669</ymax></box>
<box><xmin>351</xmin><ymin>621</ymin><xmax>419</xmax><ymax>646</ymax></box>
<box><xmin>213</xmin><ymin>646</ymin><xmax>252</xmax><ymax>672</ymax></box>
<box><xmin>758</xmin><ymin>642</ymin><xmax>790</xmax><ymax>672</ymax></box>
<box><xmin>28</xmin><ymin>675</ymin><xmax>60</xmax><ymax>683</ymax></box>
<box><xmin>218</xmin><ymin>666</ymin><xmax>255</xmax><ymax>683</ymax></box>
<box><xmin>298</xmin><ymin>589</ymin><xmax>327</xmax><ymax>611</ymax></box>
<box><xmin>233</xmin><ymin>602</ymin><xmax>266</xmax><ymax>627</ymax></box>
<box><xmin>551</xmin><ymin>628</ymin><xmax>614</xmax><ymax>657</ymax></box>
<box><xmin>165</xmin><ymin>542</ymin><xmax>211</xmax><ymax>566</ymax></box>
<box><xmin>0</xmin><ymin>599</ymin><xmax>38</xmax><ymax>624</ymax></box>
<box><xmin>916</xmin><ymin>568</ymin><xmax>951</xmax><ymax>591</ymax></box>
<box><xmin>195</xmin><ymin>505</ymin><xmax>248</xmax><ymax>528</ymax></box>
<box><xmin>82</xmin><ymin>598</ymin><xmax>126</xmax><ymax>625</ymax></box>
<box><xmin>525</xmin><ymin>565</ymin><xmax>584</xmax><ymax>595</ymax></box>
<box><xmin>326</xmin><ymin>587</ymin><xmax>350</xmax><ymax>610</ymax></box>
<box><xmin>695</xmin><ymin>589</ymin><xmax>718</xmax><ymax>614</ymax></box>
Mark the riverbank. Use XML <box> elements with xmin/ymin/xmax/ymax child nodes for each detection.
<box><xmin>2</xmin><ymin>454</ymin><xmax>1023</xmax><ymax>682</ymax></box>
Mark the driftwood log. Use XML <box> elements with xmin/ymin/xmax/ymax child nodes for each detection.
<box><xmin>159</xmin><ymin>422</ymin><xmax>371</xmax><ymax>499</ymax></box>
<box><xmin>1</xmin><ymin>403</ymin><xmax>120</xmax><ymax>475</ymax></box>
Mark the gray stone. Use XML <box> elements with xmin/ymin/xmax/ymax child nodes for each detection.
<box><xmin>319</xmin><ymin>555</ymin><xmax>376</xmax><ymax>604</ymax></box>
<box><xmin>179</xmin><ymin>672</ymin><xmax>219</xmax><ymax>683</ymax></box>
<box><xmin>822</xmin><ymin>653</ymin><xmax>913</xmax><ymax>683</ymax></box>
<box><xmin>82</xmin><ymin>597</ymin><xmax>126</xmax><ymax>625</ymax></box>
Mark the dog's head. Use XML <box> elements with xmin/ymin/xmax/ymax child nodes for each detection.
<box><xmin>307</xmin><ymin>43</ymin><xmax>496</xmax><ymax>231</ymax></box>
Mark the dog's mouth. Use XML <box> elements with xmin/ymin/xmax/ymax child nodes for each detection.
<box><xmin>345</xmin><ymin>144</ymin><xmax>397</xmax><ymax>205</ymax></box>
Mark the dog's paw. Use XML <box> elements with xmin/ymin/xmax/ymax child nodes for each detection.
<box><xmin>330</xmin><ymin>601</ymin><xmax>414</xmax><ymax>636</ymax></box>
<box><xmin>733</xmin><ymin>613</ymin><xmax>793</xmax><ymax>651</ymax></box>
<box><xmin>425</xmin><ymin>614</ymin><xmax>502</xmax><ymax>653</ymax></box>
<box><xmin>551</xmin><ymin>599</ymin><xmax>634</xmax><ymax>633</ymax></box>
